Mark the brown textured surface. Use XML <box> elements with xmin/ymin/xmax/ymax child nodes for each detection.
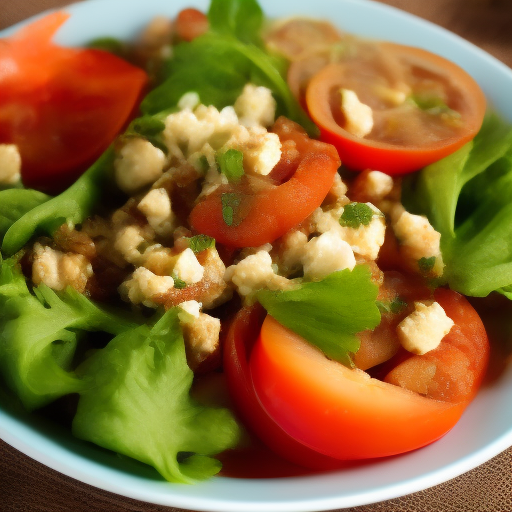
<box><xmin>1</xmin><ymin>1</ymin><xmax>512</xmax><ymax>511</ymax></box>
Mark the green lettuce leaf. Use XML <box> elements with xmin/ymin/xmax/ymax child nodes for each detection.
<box><xmin>402</xmin><ymin>114</ymin><xmax>512</xmax><ymax>297</ymax></box>
<box><xmin>256</xmin><ymin>266</ymin><xmax>381</xmax><ymax>367</ymax></box>
<box><xmin>0</xmin><ymin>189</ymin><xmax>51</xmax><ymax>241</ymax></box>
<box><xmin>1</xmin><ymin>147</ymin><xmax>115</xmax><ymax>256</ymax></box>
<box><xmin>72</xmin><ymin>308</ymin><xmax>241</xmax><ymax>483</ymax></box>
<box><xmin>0</xmin><ymin>256</ymin><xmax>136</xmax><ymax>410</ymax></box>
<box><xmin>141</xmin><ymin>0</ymin><xmax>316</xmax><ymax>135</ymax></box>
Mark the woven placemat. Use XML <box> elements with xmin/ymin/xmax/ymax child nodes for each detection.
<box><xmin>1</xmin><ymin>1</ymin><xmax>512</xmax><ymax>511</ymax></box>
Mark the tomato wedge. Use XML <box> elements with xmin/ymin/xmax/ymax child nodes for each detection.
<box><xmin>305</xmin><ymin>43</ymin><xmax>486</xmax><ymax>174</ymax></box>
<box><xmin>0</xmin><ymin>12</ymin><xmax>148</xmax><ymax>193</ymax></box>
<box><xmin>223</xmin><ymin>305</ymin><xmax>346</xmax><ymax>470</ymax></box>
<box><xmin>249</xmin><ymin>289</ymin><xmax>489</xmax><ymax>460</ymax></box>
<box><xmin>189</xmin><ymin>117</ymin><xmax>340</xmax><ymax>248</ymax></box>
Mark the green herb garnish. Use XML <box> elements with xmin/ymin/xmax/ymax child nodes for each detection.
<box><xmin>216</xmin><ymin>149</ymin><xmax>244</xmax><ymax>182</ymax></box>
<box><xmin>418</xmin><ymin>256</ymin><xmax>436</xmax><ymax>274</ymax></box>
<box><xmin>339</xmin><ymin>202</ymin><xmax>374</xmax><ymax>229</ymax></box>
<box><xmin>187</xmin><ymin>234</ymin><xmax>216</xmax><ymax>253</ymax></box>
<box><xmin>221</xmin><ymin>193</ymin><xmax>241</xmax><ymax>226</ymax></box>
<box><xmin>257</xmin><ymin>266</ymin><xmax>381</xmax><ymax>367</ymax></box>
<box><xmin>173</xmin><ymin>275</ymin><xmax>187</xmax><ymax>289</ymax></box>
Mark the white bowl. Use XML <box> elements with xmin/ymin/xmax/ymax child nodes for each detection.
<box><xmin>1</xmin><ymin>1</ymin><xmax>512</xmax><ymax>510</ymax></box>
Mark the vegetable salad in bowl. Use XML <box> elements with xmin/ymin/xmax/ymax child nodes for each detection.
<box><xmin>1</xmin><ymin>0</ymin><xmax>512</xmax><ymax>508</ymax></box>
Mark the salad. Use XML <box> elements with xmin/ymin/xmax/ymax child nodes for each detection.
<box><xmin>0</xmin><ymin>0</ymin><xmax>511</xmax><ymax>485</ymax></box>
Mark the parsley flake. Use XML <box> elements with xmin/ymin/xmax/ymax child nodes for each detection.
<box><xmin>172</xmin><ymin>275</ymin><xmax>187</xmax><ymax>289</ymax></box>
<box><xmin>377</xmin><ymin>297</ymin><xmax>408</xmax><ymax>314</ymax></box>
<box><xmin>216</xmin><ymin>149</ymin><xmax>244</xmax><ymax>182</ymax></box>
<box><xmin>187</xmin><ymin>234</ymin><xmax>215</xmax><ymax>253</ymax></box>
<box><xmin>339</xmin><ymin>202</ymin><xmax>374</xmax><ymax>229</ymax></box>
<box><xmin>418</xmin><ymin>256</ymin><xmax>436</xmax><ymax>274</ymax></box>
<box><xmin>221</xmin><ymin>193</ymin><xmax>241</xmax><ymax>227</ymax></box>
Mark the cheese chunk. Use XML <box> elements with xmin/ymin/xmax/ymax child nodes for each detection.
<box><xmin>340</xmin><ymin>89</ymin><xmax>373</xmax><ymax>138</ymax></box>
<box><xmin>397</xmin><ymin>301</ymin><xmax>454</xmax><ymax>355</ymax></box>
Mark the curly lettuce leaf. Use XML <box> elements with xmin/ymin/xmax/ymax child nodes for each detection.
<box><xmin>256</xmin><ymin>266</ymin><xmax>381</xmax><ymax>367</ymax></box>
<box><xmin>1</xmin><ymin>148</ymin><xmax>115</xmax><ymax>256</ymax></box>
<box><xmin>0</xmin><ymin>189</ymin><xmax>50</xmax><ymax>241</ymax></box>
<box><xmin>72</xmin><ymin>308</ymin><xmax>241</xmax><ymax>483</ymax></box>
<box><xmin>402</xmin><ymin>114</ymin><xmax>512</xmax><ymax>297</ymax></box>
<box><xmin>0</xmin><ymin>256</ymin><xmax>136</xmax><ymax>410</ymax></box>
<box><xmin>141</xmin><ymin>0</ymin><xmax>316</xmax><ymax>135</ymax></box>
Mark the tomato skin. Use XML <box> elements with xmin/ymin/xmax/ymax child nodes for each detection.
<box><xmin>249</xmin><ymin>289</ymin><xmax>489</xmax><ymax>460</ymax></box>
<box><xmin>175</xmin><ymin>8</ymin><xmax>209</xmax><ymax>42</ymax></box>
<box><xmin>189</xmin><ymin>117</ymin><xmax>340</xmax><ymax>248</ymax></box>
<box><xmin>0</xmin><ymin>12</ymin><xmax>148</xmax><ymax>193</ymax></box>
<box><xmin>223</xmin><ymin>305</ymin><xmax>346</xmax><ymax>470</ymax></box>
<box><xmin>305</xmin><ymin>44</ymin><xmax>486</xmax><ymax>175</ymax></box>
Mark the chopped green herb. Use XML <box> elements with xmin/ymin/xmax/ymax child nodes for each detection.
<box><xmin>257</xmin><ymin>266</ymin><xmax>381</xmax><ymax>367</ymax></box>
<box><xmin>377</xmin><ymin>297</ymin><xmax>408</xmax><ymax>314</ymax></box>
<box><xmin>187</xmin><ymin>234</ymin><xmax>216</xmax><ymax>253</ymax></box>
<box><xmin>173</xmin><ymin>275</ymin><xmax>187</xmax><ymax>289</ymax></box>
<box><xmin>216</xmin><ymin>149</ymin><xmax>244</xmax><ymax>182</ymax></box>
<box><xmin>339</xmin><ymin>202</ymin><xmax>374</xmax><ymax>229</ymax></box>
<box><xmin>221</xmin><ymin>193</ymin><xmax>241</xmax><ymax>226</ymax></box>
<box><xmin>418</xmin><ymin>256</ymin><xmax>436</xmax><ymax>274</ymax></box>
<box><xmin>125</xmin><ymin>115</ymin><xmax>168</xmax><ymax>154</ymax></box>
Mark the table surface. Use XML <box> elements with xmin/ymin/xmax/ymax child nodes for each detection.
<box><xmin>1</xmin><ymin>1</ymin><xmax>512</xmax><ymax>511</ymax></box>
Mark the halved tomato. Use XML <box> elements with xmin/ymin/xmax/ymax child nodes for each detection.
<box><xmin>249</xmin><ymin>288</ymin><xmax>489</xmax><ymax>460</ymax></box>
<box><xmin>305</xmin><ymin>43</ymin><xmax>486</xmax><ymax>174</ymax></box>
<box><xmin>0</xmin><ymin>12</ymin><xmax>148</xmax><ymax>193</ymax></box>
<box><xmin>189</xmin><ymin>117</ymin><xmax>340</xmax><ymax>248</ymax></box>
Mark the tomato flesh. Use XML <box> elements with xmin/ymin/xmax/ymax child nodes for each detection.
<box><xmin>189</xmin><ymin>117</ymin><xmax>340</xmax><ymax>248</ymax></box>
<box><xmin>249</xmin><ymin>288</ymin><xmax>489</xmax><ymax>460</ymax></box>
<box><xmin>0</xmin><ymin>12</ymin><xmax>148</xmax><ymax>193</ymax></box>
<box><xmin>305</xmin><ymin>43</ymin><xmax>486</xmax><ymax>174</ymax></box>
<box><xmin>223</xmin><ymin>305</ymin><xmax>346</xmax><ymax>470</ymax></box>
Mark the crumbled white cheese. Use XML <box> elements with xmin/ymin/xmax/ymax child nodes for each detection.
<box><xmin>225</xmin><ymin>250</ymin><xmax>290</xmax><ymax>296</ymax></box>
<box><xmin>164</xmin><ymin>103</ymin><xmax>281</xmax><ymax>184</ymax></box>
<box><xmin>397</xmin><ymin>301</ymin><xmax>454</xmax><ymax>355</ymax></box>
<box><xmin>393</xmin><ymin>210</ymin><xmax>444</xmax><ymax>276</ymax></box>
<box><xmin>114</xmin><ymin>138</ymin><xmax>166</xmax><ymax>195</ymax></box>
<box><xmin>137</xmin><ymin>188</ymin><xmax>176</xmax><ymax>237</ymax></box>
<box><xmin>327</xmin><ymin>172</ymin><xmax>349</xmax><ymax>203</ymax></box>
<box><xmin>114</xmin><ymin>225</ymin><xmax>146</xmax><ymax>265</ymax></box>
<box><xmin>142</xmin><ymin>244</ymin><xmax>175</xmax><ymax>276</ymax></box>
<box><xmin>339</xmin><ymin>204</ymin><xmax>386</xmax><ymax>260</ymax></box>
<box><xmin>0</xmin><ymin>144</ymin><xmax>21</xmax><ymax>185</ymax></box>
<box><xmin>173</xmin><ymin>248</ymin><xmax>204</xmax><ymax>284</ymax></box>
<box><xmin>235</xmin><ymin>128</ymin><xmax>282</xmax><ymax>176</ymax></box>
<box><xmin>358</xmin><ymin>170</ymin><xmax>394</xmax><ymax>202</ymax></box>
<box><xmin>178</xmin><ymin>300</ymin><xmax>202</xmax><ymax>322</ymax></box>
<box><xmin>119</xmin><ymin>267</ymin><xmax>174</xmax><ymax>307</ymax></box>
<box><xmin>311</xmin><ymin>203</ymin><xmax>385</xmax><ymax>260</ymax></box>
<box><xmin>279</xmin><ymin>230</ymin><xmax>308</xmax><ymax>275</ymax></box>
<box><xmin>302</xmin><ymin>230</ymin><xmax>356</xmax><ymax>280</ymax></box>
<box><xmin>340</xmin><ymin>88</ymin><xmax>373</xmax><ymax>138</ymax></box>
<box><xmin>177</xmin><ymin>91</ymin><xmax>200</xmax><ymax>111</ymax></box>
<box><xmin>164</xmin><ymin>105</ymin><xmax>240</xmax><ymax>158</ymax></box>
<box><xmin>234</xmin><ymin>84</ymin><xmax>277</xmax><ymax>128</ymax></box>
<box><xmin>32</xmin><ymin>244</ymin><xmax>92</xmax><ymax>293</ymax></box>
<box><xmin>373</xmin><ymin>84</ymin><xmax>408</xmax><ymax>106</ymax></box>
<box><xmin>181</xmin><ymin>312</ymin><xmax>221</xmax><ymax>370</ymax></box>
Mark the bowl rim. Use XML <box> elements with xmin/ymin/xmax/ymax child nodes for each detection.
<box><xmin>2</xmin><ymin>0</ymin><xmax>512</xmax><ymax>510</ymax></box>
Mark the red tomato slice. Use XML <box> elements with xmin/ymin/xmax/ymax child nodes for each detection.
<box><xmin>223</xmin><ymin>305</ymin><xmax>346</xmax><ymax>470</ymax></box>
<box><xmin>249</xmin><ymin>289</ymin><xmax>489</xmax><ymax>460</ymax></box>
<box><xmin>305</xmin><ymin>43</ymin><xmax>486</xmax><ymax>174</ymax></box>
<box><xmin>189</xmin><ymin>117</ymin><xmax>340</xmax><ymax>248</ymax></box>
<box><xmin>0</xmin><ymin>12</ymin><xmax>148</xmax><ymax>193</ymax></box>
